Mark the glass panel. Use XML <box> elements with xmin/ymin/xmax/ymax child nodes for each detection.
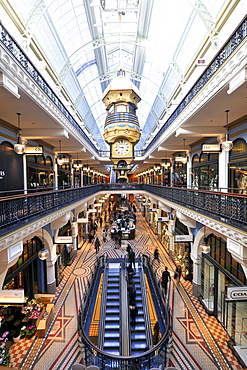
<box><xmin>201</xmin><ymin>257</ymin><xmax>214</xmax><ymax>313</ymax></box>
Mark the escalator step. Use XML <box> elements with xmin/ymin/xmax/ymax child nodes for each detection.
<box><xmin>104</xmin><ymin>341</ymin><xmax>120</xmax><ymax>346</ymax></box>
<box><xmin>105</xmin><ymin>324</ymin><xmax>120</xmax><ymax>329</ymax></box>
<box><xmin>105</xmin><ymin>316</ymin><xmax>120</xmax><ymax>321</ymax></box>
<box><xmin>104</xmin><ymin>332</ymin><xmax>120</xmax><ymax>338</ymax></box>
<box><xmin>131</xmin><ymin>333</ymin><xmax>146</xmax><ymax>340</ymax></box>
<box><xmin>131</xmin><ymin>342</ymin><xmax>148</xmax><ymax>349</ymax></box>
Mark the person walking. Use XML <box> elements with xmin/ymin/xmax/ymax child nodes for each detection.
<box><xmin>99</xmin><ymin>216</ymin><xmax>103</xmax><ymax>228</ymax></box>
<box><xmin>153</xmin><ymin>321</ymin><xmax>160</xmax><ymax>345</ymax></box>
<box><xmin>162</xmin><ymin>266</ymin><xmax>171</xmax><ymax>295</ymax></box>
<box><xmin>129</xmin><ymin>249</ymin><xmax>135</xmax><ymax>269</ymax></box>
<box><xmin>129</xmin><ymin>305</ymin><xmax>138</xmax><ymax>328</ymax></box>
<box><xmin>88</xmin><ymin>232</ymin><xmax>94</xmax><ymax>243</ymax></box>
<box><xmin>174</xmin><ymin>264</ymin><xmax>182</xmax><ymax>283</ymax></box>
<box><xmin>153</xmin><ymin>248</ymin><xmax>160</xmax><ymax>264</ymax></box>
<box><xmin>94</xmin><ymin>236</ymin><xmax>100</xmax><ymax>253</ymax></box>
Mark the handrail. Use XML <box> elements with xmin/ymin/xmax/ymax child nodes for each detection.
<box><xmin>97</xmin><ymin>260</ymin><xmax>109</xmax><ymax>349</ymax></box>
<box><xmin>138</xmin><ymin>261</ymin><xmax>153</xmax><ymax>349</ymax></box>
<box><xmin>0</xmin><ymin>184</ymin><xmax>246</xmax><ymax>237</ymax></box>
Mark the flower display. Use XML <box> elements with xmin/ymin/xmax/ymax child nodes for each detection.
<box><xmin>21</xmin><ymin>298</ymin><xmax>44</xmax><ymax>318</ymax></box>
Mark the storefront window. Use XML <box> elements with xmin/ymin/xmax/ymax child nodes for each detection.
<box><xmin>191</xmin><ymin>152</ymin><xmax>218</xmax><ymax>190</ymax></box>
<box><xmin>229</xmin><ymin>139</ymin><xmax>247</xmax><ymax>193</ymax></box>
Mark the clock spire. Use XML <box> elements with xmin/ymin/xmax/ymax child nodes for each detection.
<box><xmin>102</xmin><ymin>69</ymin><xmax>141</xmax><ymax>182</ymax></box>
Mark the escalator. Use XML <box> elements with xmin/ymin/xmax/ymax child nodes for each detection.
<box><xmin>129</xmin><ymin>262</ymin><xmax>151</xmax><ymax>355</ymax></box>
<box><xmin>97</xmin><ymin>258</ymin><xmax>152</xmax><ymax>356</ymax></box>
<box><xmin>101</xmin><ymin>263</ymin><xmax>121</xmax><ymax>355</ymax></box>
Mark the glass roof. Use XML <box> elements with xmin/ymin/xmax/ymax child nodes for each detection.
<box><xmin>10</xmin><ymin>0</ymin><xmax>228</xmax><ymax>151</ymax></box>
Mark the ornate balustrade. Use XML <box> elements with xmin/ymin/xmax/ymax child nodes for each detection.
<box><xmin>0</xmin><ymin>184</ymin><xmax>246</xmax><ymax>236</ymax></box>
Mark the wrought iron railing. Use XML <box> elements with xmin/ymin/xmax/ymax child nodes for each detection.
<box><xmin>105</xmin><ymin>112</ymin><xmax>140</xmax><ymax>127</ymax></box>
<box><xmin>0</xmin><ymin>184</ymin><xmax>246</xmax><ymax>236</ymax></box>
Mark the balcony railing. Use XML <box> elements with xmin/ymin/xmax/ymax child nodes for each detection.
<box><xmin>0</xmin><ymin>184</ymin><xmax>246</xmax><ymax>236</ymax></box>
<box><xmin>105</xmin><ymin>112</ymin><xmax>140</xmax><ymax>126</ymax></box>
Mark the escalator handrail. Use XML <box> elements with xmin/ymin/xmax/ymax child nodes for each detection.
<box><xmin>121</xmin><ymin>258</ymin><xmax>130</xmax><ymax>356</ymax></box>
<box><xmin>142</xmin><ymin>255</ymin><xmax>170</xmax><ymax>335</ymax></box>
<box><xmin>78</xmin><ymin>256</ymin><xmax>172</xmax><ymax>364</ymax></box>
<box><xmin>98</xmin><ymin>260</ymin><xmax>110</xmax><ymax>349</ymax></box>
<box><xmin>138</xmin><ymin>262</ymin><xmax>153</xmax><ymax>348</ymax></box>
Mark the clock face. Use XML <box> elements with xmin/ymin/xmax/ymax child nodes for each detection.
<box><xmin>114</xmin><ymin>139</ymin><xmax>130</xmax><ymax>155</ymax></box>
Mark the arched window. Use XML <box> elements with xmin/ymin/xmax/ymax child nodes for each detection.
<box><xmin>192</xmin><ymin>154</ymin><xmax>199</xmax><ymax>165</ymax></box>
<box><xmin>45</xmin><ymin>156</ymin><xmax>53</xmax><ymax>167</ymax></box>
<box><xmin>200</xmin><ymin>153</ymin><xmax>208</xmax><ymax>162</ymax></box>
<box><xmin>231</xmin><ymin>138</ymin><xmax>247</xmax><ymax>156</ymax></box>
<box><xmin>37</xmin><ymin>155</ymin><xmax>45</xmax><ymax>165</ymax></box>
<box><xmin>1</xmin><ymin>141</ymin><xmax>14</xmax><ymax>149</ymax></box>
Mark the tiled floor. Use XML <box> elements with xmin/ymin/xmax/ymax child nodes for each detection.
<box><xmin>8</xmin><ymin>204</ymin><xmax>246</xmax><ymax>369</ymax></box>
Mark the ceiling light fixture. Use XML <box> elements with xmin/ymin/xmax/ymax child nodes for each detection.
<box><xmin>14</xmin><ymin>113</ymin><xmax>26</xmax><ymax>154</ymax></box>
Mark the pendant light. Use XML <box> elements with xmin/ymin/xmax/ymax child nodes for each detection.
<box><xmin>221</xmin><ymin>110</ymin><xmax>233</xmax><ymax>151</ymax></box>
<box><xmin>14</xmin><ymin>113</ymin><xmax>26</xmax><ymax>154</ymax></box>
<box><xmin>38</xmin><ymin>228</ymin><xmax>49</xmax><ymax>260</ymax></box>
<box><xmin>200</xmin><ymin>226</ymin><xmax>210</xmax><ymax>254</ymax></box>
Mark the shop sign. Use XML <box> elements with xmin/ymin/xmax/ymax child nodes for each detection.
<box><xmin>25</xmin><ymin>146</ymin><xmax>43</xmax><ymax>154</ymax></box>
<box><xmin>142</xmin><ymin>203</ymin><xmax>150</xmax><ymax>206</ymax></box>
<box><xmin>54</xmin><ymin>236</ymin><xmax>73</xmax><ymax>244</ymax></box>
<box><xmin>0</xmin><ymin>171</ymin><xmax>5</xmax><ymax>180</ymax></box>
<box><xmin>174</xmin><ymin>235</ymin><xmax>193</xmax><ymax>242</ymax></box>
<box><xmin>202</xmin><ymin>144</ymin><xmax>221</xmax><ymax>153</ymax></box>
<box><xmin>157</xmin><ymin>217</ymin><xmax>169</xmax><ymax>222</ymax></box>
<box><xmin>87</xmin><ymin>208</ymin><xmax>97</xmax><ymax>213</ymax></box>
<box><xmin>148</xmin><ymin>208</ymin><xmax>157</xmax><ymax>212</ymax></box>
<box><xmin>77</xmin><ymin>218</ymin><xmax>88</xmax><ymax>223</ymax></box>
<box><xmin>0</xmin><ymin>289</ymin><xmax>25</xmax><ymax>303</ymax></box>
<box><xmin>227</xmin><ymin>287</ymin><xmax>247</xmax><ymax>301</ymax></box>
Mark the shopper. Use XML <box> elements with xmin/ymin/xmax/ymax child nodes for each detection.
<box><xmin>174</xmin><ymin>264</ymin><xmax>182</xmax><ymax>283</ymax></box>
<box><xmin>94</xmin><ymin>236</ymin><xmax>100</xmax><ymax>253</ymax></box>
<box><xmin>129</xmin><ymin>305</ymin><xmax>138</xmax><ymax>328</ymax></box>
<box><xmin>162</xmin><ymin>266</ymin><xmax>171</xmax><ymax>295</ymax></box>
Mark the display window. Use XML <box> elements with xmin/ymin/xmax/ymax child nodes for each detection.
<box><xmin>27</xmin><ymin>155</ymin><xmax>54</xmax><ymax>190</ymax></box>
<box><xmin>173</xmin><ymin>162</ymin><xmax>187</xmax><ymax>187</ymax></box>
<box><xmin>199</xmin><ymin>233</ymin><xmax>247</xmax><ymax>347</ymax></box>
<box><xmin>229</xmin><ymin>138</ymin><xmax>247</xmax><ymax>193</ymax></box>
<box><xmin>191</xmin><ymin>153</ymin><xmax>218</xmax><ymax>190</ymax></box>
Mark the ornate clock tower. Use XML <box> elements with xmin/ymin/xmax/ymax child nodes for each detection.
<box><xmin>103</xmin><ymin>69</ymin><xmax>141</xmax><ymax>182</ymax></box>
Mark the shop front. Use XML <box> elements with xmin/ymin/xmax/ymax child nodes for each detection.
<box><xmin>191</xmin><ymin>152</ymin><xmax>218</xmax><ymax>190</ymax></box>
<box><xmin>228</xmin><ymin>138</ymin><xmax>247</xmax><ymax>193</ymax></box>
<box><xmin>3</xmin><ymin>236</ymin><xmax>47</xmax><ymax>299</ymax></box>
<box><xmin>173</xmin><ymin>161</ymin><xmax>187</xmax><ymax>187</ymax></box>
<box><xmin>199</xmin><ymin>234</ymin><xmax>247</xmax><ymax>353</ymax></box>
<box><xmin>27</xmin><ymin>154</ymin><xmax>54</xmax><ymax>191</ymax></box>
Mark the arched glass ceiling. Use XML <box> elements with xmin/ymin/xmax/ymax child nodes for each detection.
<box><xmin>10</xmin><ymin>0</ymin><xmax>228</xmax><ymax>151</ymax></box>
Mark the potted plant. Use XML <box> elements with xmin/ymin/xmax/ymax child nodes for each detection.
<box><xmin>13</xmin><ymin>332</ymin><xmax>21</xmax><ymax>343</ymax></box>
<box><xmin>26</xmin><ymin>325</ymin><xmax>37</xmax><ymax>338</ymax></box>
<box><xmin>20</xmin><ymin>326</ymin><xmax>27</xmax><ymax>338</ymax></box>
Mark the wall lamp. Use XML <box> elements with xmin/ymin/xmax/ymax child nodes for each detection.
<box><xmin>200</xmin><ymin>226</ymin><xmax>210</xmax><ymax>254</ymax></box>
